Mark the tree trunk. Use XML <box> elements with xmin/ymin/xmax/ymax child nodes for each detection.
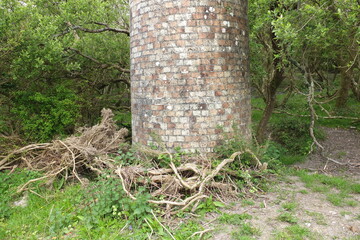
<box><xmin>255</xmin><ymin>0</ymin><xmax>285</xmax><ymax>144</ymax></box>
<box><xmin>350</xmin><ymin>77</ymin><xmax>360</xmax><ymax>101</ymax></box>
<box><xmin>335</xmin><ymin>67</ymin><xmax>351</xmax><ymax>109</ymax></box>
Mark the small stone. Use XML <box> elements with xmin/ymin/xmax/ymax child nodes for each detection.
<box><xmin>13</xmin><ymin>194</ymin><xmax>28</xmax><ymax>208</ymax></box>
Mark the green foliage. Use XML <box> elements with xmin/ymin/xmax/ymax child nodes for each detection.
<box><xmin>48</xmin><ymin>207</ymin><xmax>72</xmax><ymax>235</ymax></box>
<box><xmin>155</xmin><ymin>147</ymin><xmax>184</xmax><ymax>168</ymax></box>
<box><xmin>305</xmin><ymin>211</ymin><xmax>326</xmax><ymax>225</ymax></box>
<box><xmin>274</xmin><ymin>225</ymin><xmax>317</xmax><ymax>240</ymax></box>
<box><xmin>296</xmin><ymin>170</ymin><xmax>360</xmax><ymax>194</ymax></box>
<box><xmin>241</xmin><ymin>199</ymin><xmax>255</xmax><ymax>207</ymax></box>
<box><xmin>270</xmin><ymin>116</ymin><xmax>324</xmax><ymax>155</ymax></box>
<box><xmin>195</xmin><ymin>196</ymin><xmax>225</xmax><ymax>215</ymax></box>
<box><xmin>214</xmin><ymin>126</ymin><xmax>251</xmax><ymax>160</ymax></box>
<box><xmin>0</xmin><ymin>169</ymin><xmax>42</xmax><ymax>219</ymax></box>
<box><xmin>88</xmin><ymin>174</ymin><xmax>152</xmax><ymax>224</ymax></box>
<box><xmin>115</xmin><ymin>147</ymin><xmax>138</xmax><ymax>166</ymax></box>
<box><xmin>12</xmin><ymin>85</ymin><xmax>79</xmax><ymax>142</ymax></box>
<box><xmin>281</xmin><ymin>201</ymin><xmax>297</xmax><ymax>212</ymax></box>
<box><xmin>218</xmin><ymin>213</ymin><xmax>252</xmax><ymax>225</ymax></box>
<box><xmin>277</xmin><ymin>212</ymin><xmax>298</xmax><ymax>224</ymax></box>
<box><xmin>231</xmin><ymin>223</ymin><xmax>261</xmax><ymax>240</ymax></box>
<box><xmin>0</xmin><ymin>0</ymin><xmax>130</xmax><ymax>140</ymax></box>
<box><xmin>0</xmin><ymin>168</ymin><xmax>210</xmax><ymax>240</ymax></box>
<box><xmin>296</xmin><ymin>170</ymin><xmax>360</xmax><ymax>206</ymax></box>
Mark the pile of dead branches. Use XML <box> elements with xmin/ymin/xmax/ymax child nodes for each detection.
<box><xmin>0</xmin><ymin>108</ymin><xmax>268</xmax><ymax>215</ymax></box>
<box><xmin>115</xmin><ymin>150</ymin><xmax>267</xmax><ymax>215</ymax></box>
<box><xmin>0</xmin><ymin>109</ymin><xmax>128</xmax><ymax>191</ymax></box>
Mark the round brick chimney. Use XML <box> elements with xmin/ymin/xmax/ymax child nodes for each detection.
<box><xmin>130</xmin><ymin>0</ymin><xmax>251</xmax><ymax>152</ymax></box>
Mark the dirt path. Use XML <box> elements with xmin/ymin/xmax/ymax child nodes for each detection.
<box><xmin>295</xmin><ymin>127</ymin><xmax>360</xmax><ymax>179</ymax></box>
<box><xmin>208</xmin><ymin>127</ymin><xmax>360</xmax><ymax>239</ymax></box>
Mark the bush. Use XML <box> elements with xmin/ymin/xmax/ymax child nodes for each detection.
<box><xmin>270</xmin><ymin>116</ymin><xmax>324</xmax><ymax>155</ymax></box>
<box><xmin>12</xmin><ymin>85</ymin><xmax>80</xmax><ymax>142</ymax></box>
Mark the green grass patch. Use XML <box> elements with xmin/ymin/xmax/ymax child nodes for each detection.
<box><xmin>274</xmin><ymin>224</ymin><xmax>319</xmax><ymax>240</ymax></box>
<box><xmin>218</xmin><ymin>213</ymin><xmax>252</xmax><ymax>225</ymax></box>
<box><xmin>281</xmin><ymin>202</ymin><xmax>298</xmax><ymax>212</ymax></box>
<box><xmin>277</xmin><ymin>212</ymin><xmax>298</xmax><ymax>224</ymax></box>
<box><xmin>231</xmin><ymin>222</ymin><xmax>261</xmax><ymax>240</ymax></box>
<box><xmin>295</xmin><ymin>170</ymin><xmax>360</xmax><ymax>194</ymax></box>
<box><xmin>298</xmin><ymin>189</ymin><xmax>309</xmax><ymax>194</ymax></box>
<box><xmin>0</xmin><ymin>169</ymin><xmax>208</xmax><ymax>240</ymax></box>
<box><xmin>326</xmin><ymin>193</ymin><xmax>358</xmax><ymax>207</ymax></box>
<box><xmin>295</xmin><ymin>170</ymin><xmax>360</xmax><ymax>206</ymax></box>
<box><xmin>241</xmin><ymin>199</ymin><xmax>255</xmax><ymax>207</ymax></box>
<box><xmin>305</xmin><ymin>211</ymin><xmax>327</xmax><ymax>225</ymax></box>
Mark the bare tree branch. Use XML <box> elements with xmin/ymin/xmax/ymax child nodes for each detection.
<box><xmin>66</xmin><ymin>47</ymin><xmax>130</xmax><ymax>73</ymax></box>
<box><xmin>71</xmin><ymin>25</ymin><xmax>129</xmax><ymax>35</ymax></box>
<box><xmin>55</xmin><ymin>22</ymin><xmax>129</xmax><ymax>38</ymax></box>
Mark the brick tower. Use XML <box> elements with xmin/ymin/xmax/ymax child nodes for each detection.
<box><xmin>130</xmin><ymin>0</ymin><xmax>251</xmax><ymax>152</ymax></box>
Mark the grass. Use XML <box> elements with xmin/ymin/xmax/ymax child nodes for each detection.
<box><xmin>281</xmin><ymin>202</ymin><xmax>297</xmax><ymax>212</ymax></box>
<box><xmin>305</xmin><ymin>211</ymin><xmax>327</xmax><ymax>225</ymax></box>
<box><xmin>0</xmin><ymin>170</ymin><xmax>206</xmax><ymax>240</ymax></box>
<box><xmin>277</xmin><ymin>212</ymin><xmax>298</xmax><ymax>224</ymax></box>
<box><xmin>218</xmin><ymin>213</ymin><xmax>252</xmax><ymax>225</ymax></box>
<box><xmin>241</xmin><ymin>199</ymin><xmax>255</xmax><ymax>207</ymax></box>
<box><xmin>252</xmin><ymin>94</ymin><xmax>360</xmax><ymax>167</ymax></box>
<box><xmin>231</xmin><ymin>223</ymin><xmax>261</xmax><ymax>240</ymax></box>
<box><xmin>295</xmin><ymin>170</ymin><xmax>360</xmax><ymax>193</ymax></box>
<box><xmin>274</xmin><ymin>224</ymin><xmax>320</xmax><ymax>240</ymax></box>
<box><xmin>294</xmin><ymin>170</ymin><xmax>360</xmax><ymax>206</ymax></box>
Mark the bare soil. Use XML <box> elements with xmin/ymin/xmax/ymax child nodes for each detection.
<box><xmin>208</xmin><ymin>127</ymin><xmax>360</xmax><ymax>239</ymax></box>
<box><xmin>295</xmin><ymin>127</ymin><xmax>360</xmax><ymax>179</ymax></box>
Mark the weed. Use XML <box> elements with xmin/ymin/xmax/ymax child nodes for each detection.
<box><xmin>87</xmin><ymin>174</ymin><xmax>152</xmax><ymax>224</ymax></box>
<box><xmin>218</xmin><ymin>213</ymin><xmax>252</xmax><ymax>225</ymax></box>
<box><xmin>0</xmin><ymin>169</ymin><xmax>43</xmax><ymax>219</ymax></box>
<box><xmin>335</xmin><ymin>151</ymin><xmax>347</xmax><ymax>159</ymax></box>
<box><xmin>305</xmin><ymin>211</ymin><xmax>327</xmax><ymax>225</ymax></box>
<box><xmin>274</xmin><ymin>224</ymin><xmax>318</xmax><ymax>240</ymax></box>
<box><xmin>298</xmin><ymin>189</ymin><xmax>308</xmax><ymax>194</ymax></box>
<box><xmin>340</xmin><ymin>211</ymin><xmax>351</xmax><ymax>216</ymax></box>
<box><xmin>48</xmin><ymin>207</ymin><xmax>72</xmax><ymax>235</ymax></box>
<box><xmin>214</xmin><ymin>125</ymin><xmax>251</xmax><ymax>159</ymax></box>
<box><xmin>114</xmin><ymin>147</ymin><xmax>138</xmax><ymax>166</ymax></box>
<box><xmin>173</xmin><ymin>220</ymin><xmax>206</xmax><ymax>239</ymax></box>
<box><xmin>326</xmin><ymin>193</ymin><xmax>358</xmax><ymax>207</ymax></box>
<box><xmin>196</xmin><ymin>196</ymin><xmax>225</xmax><ymax>215</ymax></box>
<box><xmin>277</xmin><ymin>212</ymin><xmax>298</xmax><ymax>224</ymax></box>
<box><xmin>281</xmin><ymin>202</ymin><xmax>297</xmax><ymax>212</ymax></box>
<box><xmin>231</xmin><ymin>222</ymin><xmax>261</xmax><ymax>239</ymax></box>
<box><xmin>241</xmin><ymin>199</ymin><xmax>255</xmax><ymax>206</ymax></box>
<box><xmin>296</xmin><ymin>170</ymin><xmax>360</xmax><ymax>194</ymax></box>
<box><xmin>155</xmin><ymin>146</ymin><xmax>184</xmax><ymax>168</ymax></box>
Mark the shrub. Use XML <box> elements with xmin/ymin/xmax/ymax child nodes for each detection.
<box><xmin>270</xmin><ymin>116</ymin><xmax>324</xmax><ymax>155</ymax></box>
<box><xmin>12</xmin><ymin>85</ymin><xmax>79</xmax><ymax>142</ymax></box>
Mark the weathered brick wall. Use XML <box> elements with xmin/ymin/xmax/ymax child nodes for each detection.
<box><xmin>130</xmin><ymin>0</ymin><xmax>251</xmax><ymax>152</ymax></box>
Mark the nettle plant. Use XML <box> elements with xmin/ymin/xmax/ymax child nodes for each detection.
<box><xmin>87</xmin><ymin>174</ymin><xmax>152</xmax><ymax>225</ymax></box>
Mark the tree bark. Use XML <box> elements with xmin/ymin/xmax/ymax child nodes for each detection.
<box><xmin>255</xmin><ymin>1</ymin><xmax>285</xmax><ymax>143</ymax></box>
<box><xmin>335</xmin><ymin>67</ymin><xmax>351</xmax><ymax>109</ymax></box>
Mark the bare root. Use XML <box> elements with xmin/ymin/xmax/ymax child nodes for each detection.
<box><xmin>115</xmin><ymin>150</ymin><xmax>267</xmax><ymax>214</ymax></box>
